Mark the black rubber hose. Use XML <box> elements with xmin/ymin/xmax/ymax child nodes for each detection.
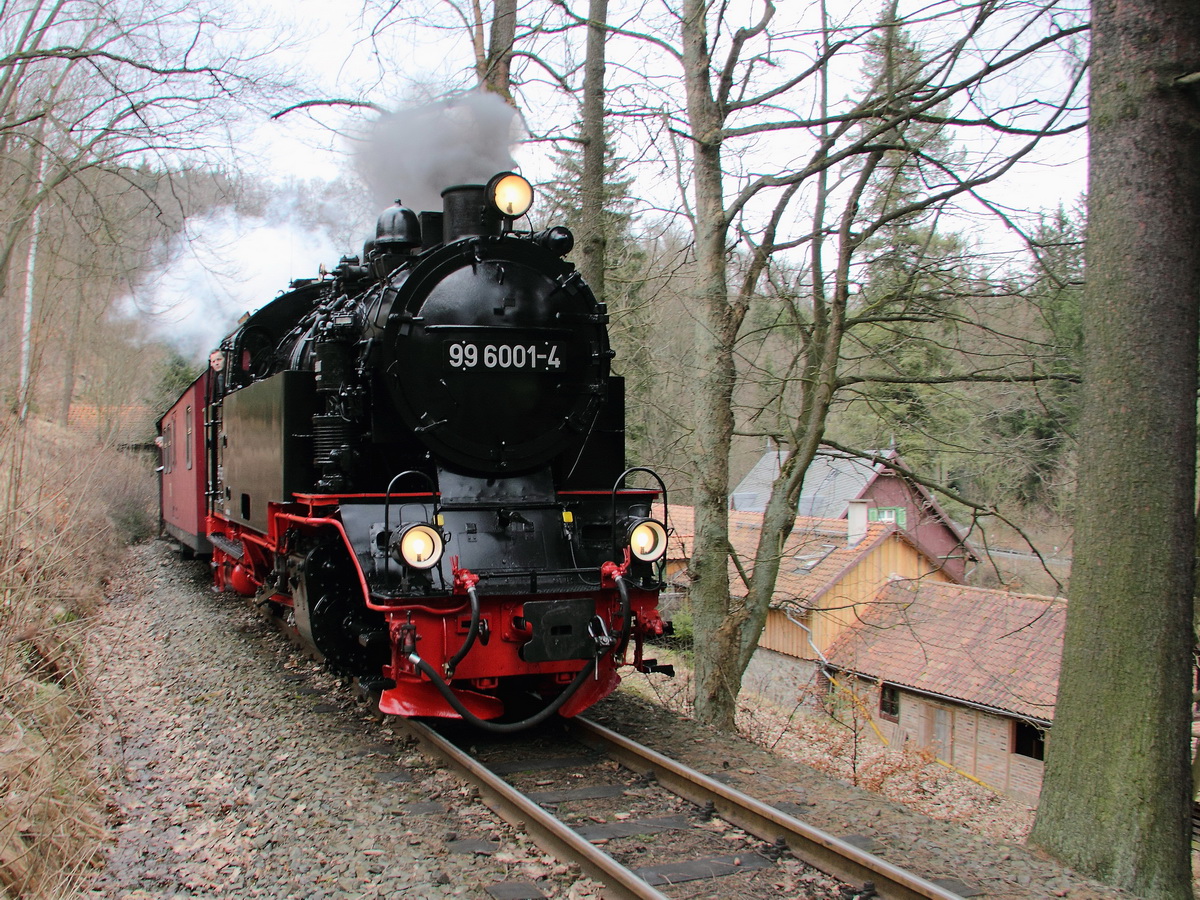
<box><xmin>443</xmin><ymin>585</ymin><xmax>481</xmax><ymax>678</ymax></box>
<box><xmin>408</xmin><ymin>654</ymin><xmax>597</xmax><ymax>733</ymax></box>
<box><xmin>613</xmin><ymin>574</ymin><xmax>632</xmax><ymax>660</ymax></box>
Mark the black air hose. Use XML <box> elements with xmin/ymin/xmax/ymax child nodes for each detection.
<box><xmin>407</xmin><ymin>653</ymin><xmax>597</xmax><ymax>733</ymax></box>
<box><xmin>613</xmin><ymin>574</ymin><xmax>633</xmax><ymax>660</ymax></box>
<box><xmin>443</xmin><ymin>584</ymin><xmax>481</xmax><ymax>678</ymax></box>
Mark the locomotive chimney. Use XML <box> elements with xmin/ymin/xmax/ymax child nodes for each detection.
<box><xmin>441</xmin><ymin>184</ymin><xmax>502</xmax><ymax>243</ymax></box>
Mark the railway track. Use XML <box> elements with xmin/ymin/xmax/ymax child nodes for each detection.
<box><xmin>254</xmin><ymin>575</ymin><xmax>965</xmax><ymax>898</ymax></box>
<box><xmin>398</xmin><ymin>715</ymin><xmax>969</xmax><ymax>900</ymax></box>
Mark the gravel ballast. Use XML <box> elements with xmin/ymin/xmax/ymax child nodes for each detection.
<box><xmin>87</xmin><ymin>541</ymin><xmax>1137</xmax><ymax>899</ymax></box>
<box><xmin>87</xmin><ymin>543</ymin><xmax>589</xmax><ymax>899</ymax></box>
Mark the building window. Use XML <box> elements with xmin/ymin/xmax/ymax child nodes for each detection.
<box><xmin>1012</xmin><ymin>721</ymin><xmax>1046</xmax><ymax>760</ymax></box>
<box><xmin>879</xmin><ymin>684</ymin><xmax>900</xmax><ymax>721</ymax></box>
<box><xmin>869</xmin><ymin>506</ymin><xmax>908</xmax><ymax>528</ymax></box>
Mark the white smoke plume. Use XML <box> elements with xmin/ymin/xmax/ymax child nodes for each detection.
<box><xmin>129</xmin><ymin>204</ymin><xmax>342</xmax><ymax>360</ymax></box>
<box><xmin>353</xmin><ymin>90</ymin><xmax>523</xmax><ymax>214</ymax></box>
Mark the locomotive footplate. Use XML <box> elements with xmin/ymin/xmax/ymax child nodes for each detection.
<box><xmin>519</xmin><ymin>597</ymin><xmax>597</xmax><ymax>662</ymax></box>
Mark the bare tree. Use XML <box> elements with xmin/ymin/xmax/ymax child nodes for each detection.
<box><xmin>364</xmin><ymin>0</ymin><xmax>525</xmax><ymax>103</ymax></box>
<box><xmin>657</xmin><ymin>0</ymin><xmax>1087</xmax><ymax>728</ymax></box>
<box><xmin>576</xmin><ymin>0</ymin><xmax>608</xmax><ymax>295</ymax></box>
<box><xmin>0</xmin><ymin>0</ymin><xmax>269</xmax><ymax>416</ymax></box>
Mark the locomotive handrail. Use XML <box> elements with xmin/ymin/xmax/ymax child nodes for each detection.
<box><xmin>382</xmin><ymin>469</ymin><xmax>441</xmax><ymax>585</ymax></box>
<box><xmin>452</xmin><ymin>565</ymin><xmax>610</xmax><ymax>581</ymax></box>
<box><xmin>437</xmin><ymin>498</ymin><xmax>571</xmax><ymax>511</ymax></box>
<box><xmin>272</xmin><ymin>510</ymin><xmax>440</xmax><ymax>614</ymax></box>
<box><xmin>419</xmin><ymin>323</ymin><xmax>575</xmax><ymax>333</ymax></box>
<box><xmin>271</xmin><ymin>512</ymin><xmax>377</xmax><ymax>609</ymax></box>
<box><xmin>608</xmin><ymin>467</ymin><xmax>669</xmax><ymax>559</ymax></box>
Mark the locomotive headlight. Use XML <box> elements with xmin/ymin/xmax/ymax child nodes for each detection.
<box><xmin>627</xmin><ymin>518</ymin><xmax>668</xmax><ymax>563</ymax></box>
<box><xmin>487</xmin><ymin>172</ymin><xmax>534</xmax><ymax>218</ymax></box>
<box><xmin>395</xmin><ymin>524</ymin><xmax>444</xmax><ymax>570</ymax></box>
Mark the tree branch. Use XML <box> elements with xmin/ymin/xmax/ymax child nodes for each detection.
<box><xmin>270</xmin><ymin>98</ymin><xmax>388</xmax><ymax>120</ymax></box>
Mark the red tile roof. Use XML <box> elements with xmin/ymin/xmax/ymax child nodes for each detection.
<box><xmin>824</xmin><ymin>579</ymin><xmax>1065</xmax><ymax>722</ymax></box>
<box><xmin>661</xmin><ymin>503</ymin><xmax>904</xmax><ymax>604</ymax></box>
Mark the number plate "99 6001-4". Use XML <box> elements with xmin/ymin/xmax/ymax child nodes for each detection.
<box><xmin>445</xmin><ymin>341</ymin><xmax>563</xmax><ymax>370</ymax></box>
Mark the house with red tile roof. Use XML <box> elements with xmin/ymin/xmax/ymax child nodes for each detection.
<box><xmin>660</xmin><ymin>501</ymin><xmax>1062</xmax><ymax>801</ymax></box>
<box><xmin>729</xmin><ymin>446</ymin><xmax>977</xmax><ymax>580</ymax></box>
<box><xmin>821</xmin><ymin>579</ymin><xmax>1064</xmax><ymax>802</ymax></box>
<box><xmin>660</xmin><ymin>501</ymin><xmax>954</xmax><ymax>660</ymax></box>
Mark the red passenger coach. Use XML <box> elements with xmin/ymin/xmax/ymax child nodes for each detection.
<box><xmin>158</xmin><ymin>371</ymin><xmax>211</xmax><ymax>557</ymax></box>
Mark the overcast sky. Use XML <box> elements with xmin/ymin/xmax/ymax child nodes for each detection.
<box><xmin>142</xmin><ymin>0</ymin><xmax>1087</xmax><ymax>360</ymax></box>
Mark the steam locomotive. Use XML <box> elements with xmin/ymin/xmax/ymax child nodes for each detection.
<box><xmin>158</xmin><ymin>173</ymin><xmax>672</xmax><ymax>731</ymax></box>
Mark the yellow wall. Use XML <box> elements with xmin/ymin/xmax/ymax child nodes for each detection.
<box><xmin>831</xmin><ymin>679</ymin><xmax>1045</xmax><ymax>804</ymax></box>
<box><xmin>761</xmin><ymin>535</ymin><xmax>950</xmax><ymax>660</ymax></box>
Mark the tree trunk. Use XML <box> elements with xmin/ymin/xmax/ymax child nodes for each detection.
<box><xmin>1028</xmin><ymin>0</ymin><xmax>1200</xmax><ymax>895</ymax></box>
<box><xmin>679</xmin><ymin>0</ymin><xmax>744</xmax><ymax>729</ymax></box>
<box><xmin>481</xmin><ymin>0</ymin><xmax>517</xmax><ymax>102</ymax></box>
<box><xmin>577</xmin><ymin>0</ymin><xmax>608</xmax><ymax>300</ymax></box>
<box><xmin>57</xmin><ymin>283</ymin><xmax>84</xmax><ymax>426</ymax></box>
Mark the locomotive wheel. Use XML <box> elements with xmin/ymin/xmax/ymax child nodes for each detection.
<box><xmin>302</xmin><ymin>543</ymin><xmax>389</xmax><ymax>678</ymax></box>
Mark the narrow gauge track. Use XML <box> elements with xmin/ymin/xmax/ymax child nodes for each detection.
<box><xmin>256</xmin><ymin>587</ymin><xmax>963</xmax><ymax>898</ymax></box>
<box><xmin>399</xmin><ymin>716</ymin><xmax>968</xmax><ymax>900</ymax></box>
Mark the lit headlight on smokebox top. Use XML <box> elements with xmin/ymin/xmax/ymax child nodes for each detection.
<box><xmin>394</xmin><ymin>524</ymin><xmax>444</xmax><ymax>570</ymax></box>
<box><xmin>627</xmin><ymin>518</ymin><xmax>668</xmax><ymax>563</ymax></box>
<box><xmin>487</xmin><ymin>172</ymin><xmax>533</xmax><ymax>218</ymax></box>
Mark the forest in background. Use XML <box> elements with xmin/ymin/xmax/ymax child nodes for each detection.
<box><xmin>0</xmin><ymin>0</ymin><xmax>1088</xmax><ymax>538</ymax></box>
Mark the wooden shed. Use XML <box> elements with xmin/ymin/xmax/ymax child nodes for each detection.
<box><xmin>824</xmin><ymin>579</ymin><xmax>1064</xmax><ymax>802</ymax></box>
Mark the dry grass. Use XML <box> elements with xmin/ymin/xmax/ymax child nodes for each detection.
<box><xmin>0</xmin><ymin>415</ymin><xmax>156</xmax><ymax>899</ymax></box>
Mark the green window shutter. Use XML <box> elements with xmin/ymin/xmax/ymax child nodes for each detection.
<box><xmin>870</xmin><ymin>507</ymin><xmax>908</xmax><ymax>528</ymax></box>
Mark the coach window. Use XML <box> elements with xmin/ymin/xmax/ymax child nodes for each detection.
<box><xmin>163</xmin><ymin>422</ymin><xmax>173</xmax><ymax>474</ymax></box>
<box><xmin>185</xmin><ymin>406</ymin><xmax>193</xmax><ymax>469</ymax></box>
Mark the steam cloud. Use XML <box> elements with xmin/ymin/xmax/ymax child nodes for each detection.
<box><xmin>129</xmin><ymin>92</ymin><xmax>522</xmax><ymax>361</ymax></box>
<box><xmin>353</xmin><ymin>90</ymin><xmax>522</xmax><ymax>214</ymax></box>
<box><xmin>130</xmin><ymin>205</ymin><xmax>341</xmax><ymax>360</ymax></box>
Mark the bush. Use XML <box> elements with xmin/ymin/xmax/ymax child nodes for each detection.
<box><xmin>0</xmin><ymin>416</ymin><xmax>157</xmax><ymax>898</ymax></box>
<box><xmin>104</xmin><ymin>455</ymin><xmax>158</xmax><ymax>544</ymax></box>
<box><xmin>666</xmin><ymin>607</ymin><xmax>693</xmax><ymax>649</ymax></box>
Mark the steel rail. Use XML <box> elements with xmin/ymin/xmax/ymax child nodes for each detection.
<box><xmin>398</xmin><ymin>719</ymin><xmax>672</xmax><ymax>900</ymax></box>
<box><xmin>568</xmin><ymin>716</ymin><xmax>966</xmax><ymax>900</ymax></box>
